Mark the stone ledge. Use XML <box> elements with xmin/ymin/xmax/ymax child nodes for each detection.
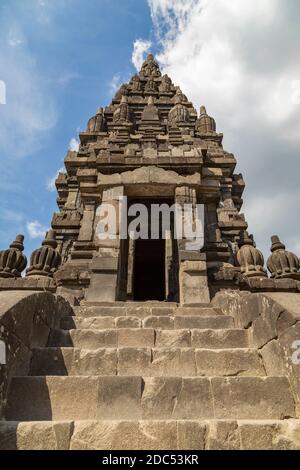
<box><xmin>5</xmin><ymin>376</ymin><xmax>295</xmax><ymax>422</ymax></box>
<box><xmin>1</xmin><ymin>419</ymin><xmax>300</xmax><ymax>450</ymax></box>
<box><xmin>0</xmin><ymin>277</ymin><xmax>56</xmax><ymax>292</ymax></box>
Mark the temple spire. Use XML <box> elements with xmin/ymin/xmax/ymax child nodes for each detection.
<box><xmin>140</xmin><ymin>53</ymin><xmax>161</xmax><ymax>78</ymax></box>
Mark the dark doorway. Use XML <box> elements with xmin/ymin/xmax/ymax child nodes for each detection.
<box><xmin>133</xmin><ymin>239</ymin><xmax>165</xmax><ymax>301</ymax></box>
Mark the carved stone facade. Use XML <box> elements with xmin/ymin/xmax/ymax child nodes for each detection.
<box><xmin>21</xmin><ymin>53</ymin><xmax>295</xmax><ymax>303</ymax></box>
<box><xmin>48</xmin><ymin>53</ymin><xmax>265</xmax><ymax>303</ymax></box>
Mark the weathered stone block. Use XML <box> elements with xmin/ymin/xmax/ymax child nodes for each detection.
<box><xmin>260</xmin><ymin>340</ymin><xmax>286</xmax><ymax>376</ymax></box>
<box><xmin>207</xmin><ymin>420</ymin><xmax>240</xmax><ymax>450</ymax></box>
<box><xmin>143</xmin><ymin>316</ymin><xmax>174</xmax><ymax>329</ymax></box>
<box><xmin>151</xmin><ymin>348</ymin><xmax>196</xmax><ymax>376</ymax></box>
<box><xmin>196</xmin><ymin>349</ymin><xmax>265</xmax><ymax>377</ymax></box>
<box><xmin>177</xmin><ymin>421</ymin><xmax>206</xmax><ymax>450</ymax></box>
<box><xmin>0</xmin><ymin>421</ymin><xmax>73</xmax><ymax>450</ymax></box>
<box><xmin>69</xmin><ymin>329</ymin><xmax>118</xmax><ymax>349</ymax></box>
<box><xmin>142</xmin><ymin>377</ymin><xmax>214</xmax><ymax>419</ymax></box>
<box><xmin>118</xmin><ymin>348</ymin><xmax>151</xmax><ymax>376</ymax></box>
<box><xmin>179</xmin><ymin>260</ymin><xmax>210</xmax><ymax>305</ymax></box>
<box><xmin>70</xmin><ymin>420</ymin><xmax>177</xmax><ymax>450</ymax></box>
<box><xmin>239</xmin><ymin>420</ymin><xmax>300</xmax><ymax>450</ymax></box>
<box><xmin>117</xmin><ymin>328</ymin><xmax>155</xmax><ymax>347</ymax></box>
<box><xmin>174</xmin><ymin>316</ymin><xmax>234</xmax><ymax>329</ymax></box>
<box><xmin>211</xmin><ymin>377</ymin><xmax>296</xmax><ymax>419</ymax></box>
<box><xmin>6</xmin><ymin>376</ymin><xmax>99</xmax><ymax>421</ymax></box>
<box><xmin>191</xmin><ymin>329</ymin><xmax>249</xmax><ymax>349</ymax></box>
<box><xmin>97</xmin><ymin>376</ymin><xmax>142</xmax><ymax>419</ymax></box>
<box><xmin>115</xmin><ymin>316</ymin><xmax>142</xmax><ymax>328</ymax></box>
<box><xmin>155</xmin><ymin>329</ymin><xmax>191</xmax><ymax>347</ymax></box>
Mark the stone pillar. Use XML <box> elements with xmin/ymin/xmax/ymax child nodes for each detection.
<box><xmin>165</xmin><ymin>235</ymin><xmax>172</xmax><ymax>300</ymax></box>
<box><xmin>86</xmin><ymin>256</ymin><xmax>119</xmax><ymax>302</ymax></box>
<box><xmin>78</xmin><ymin>203</ymin><xmax>95</xmax><ymax>241</ymax></box>
<box><xmin>86</xmin><ymin>186</ymin><xmax>125</xmax><ymax>302</ymax></box>
<box><xmin>65</xmin><ymin>185</ymin><xmax>79</xmax><ymax>210</ymax></box>
<box><xmin>126</xmin><ymin>238</ymin><xmax>135</xmax><ymax>300</ymax></box>
<box><xmin>175</xmin><ymin>186</ymin><xmax>210</xmax><ymax>304</ymax></box>
<box><xmin>179</xmin><ymin>257</ymin><xmax>210</xmax><ymax>305</ymax></box>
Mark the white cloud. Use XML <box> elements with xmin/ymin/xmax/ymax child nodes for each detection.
<box><xmin>0</xmin><ymin>80</ymin><xmax>6</xmax><ymax>105</ymax></box>
<box><xmin>109</xmin><ymin>74</ymin><xmax>122</xmax><ymax>95</ymax></box>
<box><xmin>69</xmin><ymin>137</ymin><xmax>80</xmax><ymax>152</ymax></box>
<box><xmin>7</xmin><ymin>27</ymin><xmax>25</xmax><ymax>48</ymax></box>
<box><xmin>146</xmin><ymin>0</ymin><xmax>300</xmax><ymax>256</ymax></box>
<box><xmin>47</xmin><ymin>167</ymin><xmax>65</xmax><ymax>192</ymax></box>
<box><xmin>56</xmin><ymin>71</ymin><xmax>80</xmax><ymax>87</ymax></box>
<box><xmin>148</xmin><ymin>0</ymin><xmax>300</xmax><ymax>133</ymax></box>
<box><xmin>0</xmin><ymin>29</ymin><xmax>57</xmax><ymax>158</ymax></box>
<box><xmin>0</xmin><ymin>1</ymin><xmax>74</xmax><ymax>160</ymax></box>
<box><xmin>243</xmin><ymin>188</ymin><xmax>300</xmax><ymax>259</ymax></box>
<box><xmin>27</xmin><ymin>221</ymin><xmax>48</xmax><ymax>239</ymax></box>
<box><xmin>132</xmin><ymin>39</ymin><xmax>152</xmax><ymax>71</ymax></box>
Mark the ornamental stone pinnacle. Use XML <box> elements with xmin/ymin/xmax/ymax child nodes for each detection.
<box><xmin>267</xmin><ymin>235</ymin><xmax>300</xmax><ymax>279</ymax></box>
<box><xmin>196</xmin><ymin>105</ymin><xmax>217</xmax><ymax>135</ymax></box>
<box><xmin>236</xmin><ymin>232</ymin><xmax>267</xmax><ymax>278</ymax></box>
<box><xmin>140</xmin><ymin>53</ymin><xmax>161</xmax><ymax>77</ymax></box>
<box><xmin>0</xmin><ymin>235</ymin><xmax>27</xmax><ymax>278</ymax></box>
<box><xmin>26</xmin><ymin>230</ymin><xmax>61</xmax><ymax>278</ymax></box>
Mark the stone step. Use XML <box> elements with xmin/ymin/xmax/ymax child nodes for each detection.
<box><xmin>80</xmin><ymin>301</ymin><xmax>179</xmax><ymax>307</ymax></box>
<box><xmin>71</xmin><ymin>305</ymin><xmax>223</xmax><ymax>318</ymax></box>
<box><xmin>5</xmin><ymin>376</ymin><xmax>295</xmax><ymax>422</ymax></box>
<box><xmin>61</xmin><ymin>314</ymin><xmax>231</xmax><ymax>330</ymax></box>
<box><xmin>49</xmin><ymin>326</ymin><xmax>243</xmax><ymax>349</ymax></box>
<box><xmin>1</xmin><ymin>419</ymin><xmax>300</xmax><ymax>450</ymax></box>
<box><xmin>30</xmin><ymin>347</ymin><xmax>264</xmax><ymax>377</ymax></box>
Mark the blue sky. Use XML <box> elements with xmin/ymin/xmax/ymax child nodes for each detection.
<box><xmin>0</xmin><ymin>0</ymin><xmax>154</xmax><ymax>257</ymax></box>
<box><xmin>1</xmin><ymin>0</ymin><xmax>300</xmax><ymax>262</ymax></box>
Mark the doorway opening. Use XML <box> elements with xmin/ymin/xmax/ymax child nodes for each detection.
<box><xmin>133</xmin><ymin>238</ymin><xmax>165</xmax><ymax>301</ymax></box>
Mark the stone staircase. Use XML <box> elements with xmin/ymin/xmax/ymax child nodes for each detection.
<box><xmin>1</xmin><ymin>301</ymin><xmax>300</xmax><ymax>450</ymax></box>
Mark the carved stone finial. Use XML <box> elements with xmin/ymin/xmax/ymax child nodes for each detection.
<box><xmin>168</xmin><ymin>91</ymin><xmax>190</xmax><ymax>127</ymax></box>
<box><xmin>196</xmin><ymin>105</ymin><xmax>216</xmax><ymax>134</ymax></box>
<box><xmin>113</xmin><ymin>95</ymin><xmax>131</xmax><ymax>124</ymax></box>
<box><xmin>174</xmin><ymin>88</ymin><xmax>188</xmax><ymax>104</ymax></box>
<box><xmin>159</xmin><ymin>74</ymin><xmax>172</xmax><ymax>93</ymax></box>
<box><xmin>267</xmin><ymin>235</ymin><xmax>300</xmax><ymax>279</ymax></box>
<box><xmin>87</xmin><ymin>107</ymin><xmax>106</xmax><ymax>132</ymax></box>
<box><xmin>145</xmin><ymin>78</ymin><xmax>158</xmax><ymax>94</ymax></box>
<box><xmin>140</xmin><ymin>53</ymin><xmax>161</xmax><ymax>77</ymax></box>
<box><xmin>141</xmin><ymin>96</ymin><xmax>160</xmax><ymax>122</ymax></box>
<box><xmin>131</xmin><ymin>74</ymin><xmax>142</xmax><ymax>92</ymax></box>
<box><xmin>236</xmin><ymin>232</ymin><xmax>267</xmax><ymax>278</ymax></box>
<box><xmin>0</xmin><ymin>235</ymin><xmax>27</xmax><ymax>278</ymax></box>
<box><xmin>26</xmin><ymin>230</ymin><xmax>61</xmax><ymax>278</ymax></box>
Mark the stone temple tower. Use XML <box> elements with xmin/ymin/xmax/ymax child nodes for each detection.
<box><xmin>1</xmin><ymin>54</ymin><xmax>300</xmax><ymax>450</ymax></box>
<box><xmin>52</xmin><ymin>53</ymin><xmax>249</xmax><ymax>304</ymax></box>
